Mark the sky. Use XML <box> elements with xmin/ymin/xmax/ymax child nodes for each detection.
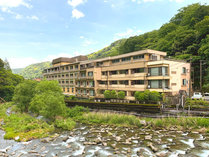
<box><xmin>0</xmin><ymin>0</ymin><xmax>208</xmax><ymax>69</ymax></box>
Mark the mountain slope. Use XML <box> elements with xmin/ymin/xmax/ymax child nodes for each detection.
<box><xmin>14</xmin><ymin>62</ymin><xmax>51</xmax><ymax>79</ymax></box>
<box><xmin>88</xmin><ymin>3</ymin><xmax>209</xmax><ymax>89</ymax></box>
<box><xmin>12</xmin><ymin>68</ymin><xmax>24</xmax><ymax>74</ymax></box>
<box><xmin>88</xmin><ymin>39</ymin><xmax>127</xmax><ymax>59</ymax></box>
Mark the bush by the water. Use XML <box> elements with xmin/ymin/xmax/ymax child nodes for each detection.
<box><xmin>66</xmin><ymin>105</ymin><xmax>89</xmax><ymax>118</ymax></box>
<box><xmin>1</xmin><ymin>104</ymin><xmax>54</xmax><ymax>142</ymax></box>
<box><xmin>54</xmin><ymin>117</ymin><xmax>76</xmax><ymax>130</ymax></box>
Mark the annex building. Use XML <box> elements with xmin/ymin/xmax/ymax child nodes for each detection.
<box><xmin>43</xmin><ymin>49</ymin><xmax>191</xmax><ymax>100</ymax></box>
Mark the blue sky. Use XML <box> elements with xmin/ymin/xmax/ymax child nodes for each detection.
<box><xmin>0</xmin><ymin>0</ymin><xmax>208</xmax><ymax>68</ymax></box>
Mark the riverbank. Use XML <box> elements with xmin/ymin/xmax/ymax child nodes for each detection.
<box><xmin>1</xmin><ymin>103</ymin><xmax>209</xmax><ymax>143</ymax></box>
<box><xmin>0</xmin><ymin>123</ymin><xmax>209</xmax><ymax>157</ymax></box>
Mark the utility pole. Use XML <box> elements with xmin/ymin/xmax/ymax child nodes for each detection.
<box><xmin>200</xmin><ymin>60</ymin><xmax>202</xmax><ymax>91</ymax></box>
<box><xmin>189</xmin><ymin>57</ymin><xmax>192</xmax><ymax>98</ymax></box>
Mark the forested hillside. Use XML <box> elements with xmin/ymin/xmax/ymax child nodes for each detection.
<box><xmin>13</xmin><ymin>62</ymin><xmax>51</xmax><ymax>79</ymax></box>
<box><xmin>88</xmin><ymin>3</ymin><xmax>209</xmax><ymax>90</ymax></box>
<box><xmin>0</xmin><ymin>58</ymin><xmax>23</xmax><ymax>101</ymax></box>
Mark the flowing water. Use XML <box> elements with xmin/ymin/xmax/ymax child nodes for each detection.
<box><xmin>0</xmin><ymin>123</ymin><xmax>209</xmax><ymax>157</ymax></box>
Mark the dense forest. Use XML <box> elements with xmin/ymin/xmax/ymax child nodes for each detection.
<box><xmin>0</xmin><ymin>58</ymin><xmax>23</xmax><ymax>101</ymax></box>
<box><xmin>13</xmin><ymin>61</ymin><xmax>51</xmax><ymax>79</ymax></box>
<box><xmin>88</xmin><ymin>3</ymin><xmax>209</xmax><ymax>90</ymax></box>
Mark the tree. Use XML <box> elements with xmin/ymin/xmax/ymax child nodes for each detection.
<box><xmin>134</xmin><ymin>91</ymin><xmax>145</xmax><ymax>103</ymax></box>
<box><xmin>29</xmin><ymin>80</ymin><xmax>65</xmax><ymax>121</ymax></box>
<box><xmin>111</xmin><ymin>90</ymin><xmax>117</xmax><ymax>99</ymax></box>
<box><xmin>0</xmin><ymin>59</ymin><xmax>24</xmax><ymax>101</ymax></box>
<box><xmin>149</xmin><ymin>91</ymin><xmax>161</xmax><ymax>103</ymax></box>
<box><xmin>118</xmin><ymin>91</ymin><xmax>125</xmax><ymax>99</ymax></box>
<box><xmin>4</xmin><ymin>58</ymin><xmax>11</xmax><ymax>71</ymax></box>
<box><xmin>30</xmin><ymin>91</ymin><xmax>65</xmax><ymax>120</ymax></box>
<box><xmin>104</xmin><ymin>90</ymin><xmax>111</xmax><ymax>99</ymax></box>
<box><xmin>13</xmin><ymin>80</ymin><xmax>37</xmax><ymax>112</ymax></box>
<box><xmin>202</xmin><ymin>84</ymin><xmax>209</xmax><ymax>93</ymax></box>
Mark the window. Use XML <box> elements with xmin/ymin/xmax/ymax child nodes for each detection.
<box><xmin>66</xmin><ymin>67</ymin><xmax>69</xmax><ymax>70</ymax></box>
<box><xmin>131</xmin><ymin>80</ymin><xmax>144</xmax><ymax>85</ymax></box>
<box><xmin>62</xmin><ymin>74</ymin><xmax>64</xmax><ymax>77</ymax></box>
<box><xmin>112</xmin><ymin>59</ymin><xmax>120</xmax><ymax>64</ymax></box>
<box><xmin>182</xmin><ymin>79</ymin><xmax>187</xmax><ymax>86</ymax></box>
<box><xmin>98</xmin><ymin>81</ymin><xmax>107</xmax><ymax>85</ymax></box>
<box><xmin>122</xmin><ymin>57</ymin><xmax>131</xmax><ymax>62</ymax></box>
<box><xmin>119</xmin><ymin>80</ymin><xmax>129</xmax><ymax>85</ymax></box>
<box><xmin>148</xmin><ymin>67</ymin><xmax>168</xmax><ymax>76</ymax></box>
<box><xmin>89</xmin><ymin>81</ymin><xmax>94</xmax><ymax>87</ymax></box>
<box><xmin>102</xmin><ymin>71</ymin><xmax>107</xmax><ymax>75</ymax></box>
<box><xmin>182</xmin><ymin>67</ymin><xmax>186</xmax><ymax>74</ymax></box>
<box><xmin>72</xmin><ymin>88</ymin><xmax>74</xmax><ymax>93</ymax></box>
<box><xmin>133</xmin><ymin>55</ymin><xmax>144</xmax><ymax>60</ymax></box>
<box><xmin>63</xmin><ymin>88</ymin><xmax>65</xmax><ymax>92</ymax></box>
<box><xmin>110</xmin><ymin>81</ymin><xmax>117</xmax><ymax>85</ymax></box>
<box><xmin>70</xmin><ymin>73</ymin><xmax>73</xmax><ymax>77</ymax></box>
<box><xmin>148</xmin><ymin>80</ymin><xmax>169</xmax><ymax>89</ymax></box>
<box><xmin>119</xmin><ymin>70</ymin><xmax>128</xmax><ymax>74</ymax></box>
<box><xmin>62</xmin><ymin>80</ymin><xmax>65</xmax><ymax>84</ymax></box>
<box><xmin>110</xmin><ymin>71</ymin><xmax>117</xmax><ymax>75</ymax></box>
<box><xmin>66</xmin><ymin>74</ymin><xmax>69</xmax><ymax>77</ymax></box>
<box><xmin>131</xmin><ymin>68</ymin><xmax>144</xmax><ymax>74</ymax></box>
<box><xmin>67</xmin><ymin>88</ymin><xmax>69</xmax><ymax>92</ymax></box>
<box><xmin>90</xmin><ymin>90</ymin><xmax>95</xmax><ymax>96</ymax></box>
<box><xmin>66</xmin><ymin>80</ymin><xmax>69</xmax><ymax>84</ymax></box>
<box><xmin>88</xmin><ymin>71</ymin><xmax>93</xmax><ymax>76</ymax></box>
<box><xmin>70</xmin><ymin>66</ymin><xmax>73</xmax><ymax>70</ymax></box>
<box><xmin>96</xmin><ymin>62</ymin><xmax>103</xmax><ymax>67</ymax></box>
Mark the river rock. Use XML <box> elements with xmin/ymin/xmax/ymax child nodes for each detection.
<box><xmin>145</xmin><ymin>135</ymin><xmax>152</xmax><ymax>140</ymax></box>
<box><xmin>147</xmin><ymin>142</ymin><xmax>158</xmax><ymax>152</ymax></box>
<box><xmin>155</xmin><ymin>152</ymin><xmax>167</xmax><ymax>157</ymax></box>
<box><xmin>115</xmin><ymin>136</ymin><xmax>121</xmax><ymax>141</ymax></box>
<box><xmin>62</xmin><ymin>136</ymin><xmax>69</xmax><ymax>142</ymax></box>
<box><xmin>140</xmin><ymin>120</ymin><xmax>147</xmax><ymax>126</ymax></box>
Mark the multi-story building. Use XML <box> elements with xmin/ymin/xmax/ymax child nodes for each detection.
<box><xmin>43</xmin><ymin>49</ymin><xmax>191</xmax><ymax>100</ymax></box>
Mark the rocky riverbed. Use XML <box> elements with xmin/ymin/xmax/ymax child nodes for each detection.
<box><xmin>0</xmin><ymin>123</ymin><xmax>209</xmax><ymax>157</ymax></box>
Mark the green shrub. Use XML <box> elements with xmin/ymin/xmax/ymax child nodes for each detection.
<box><xmin>111</xmin><ymin>90</ymin><xmax>117</xmax><ymax>99</ymax></box>
<box><xmin>65</xmin><ymin>95</ymin><xmax>77</xmax><ymax>101</ymax></box>
<box><xmin>149</xmin><ymin>91</ymin><xmax>161</xmax><ymax>102</ymax></box>
<box><xmin>185</xmin><ymin>98</ymin><xmax>209</xmax><ymax>108</ymax></box>
<box><xmin>54</xmin><ymin>118</ymin><xmax>76</xmax><ymax>130</ymax></box>
<box><xmin>202</xmin><ymin>84</ymin><xmax>209</xmax><ymax>93</ymax></box>
<box><xmin>104</xmin><ymin>90</ymin><xmax>111</xmax><ymax>99</ymax></box>
<box><xmin>118</xmin><ymin>91</ymin><xmax>125</xmax><ymax>99</ymax></box>
<box><xmin>66</xmin><ymin>106</ymin><xmax>89</xmax><ymax>118</ymax></box>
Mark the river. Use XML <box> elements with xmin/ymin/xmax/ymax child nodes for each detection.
<box><xmin>0</xmin><ymin>123</ymin><xmax>209</xmax><ymax>157</ymax></box>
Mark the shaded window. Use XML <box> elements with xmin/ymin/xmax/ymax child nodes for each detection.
<box><xmin>122</xmin><ymin>57</ymin><xmax>131</xmax><ymax>62</ymax></box>
<box><xmin>133</xmin><ymin>55</ymin><xmax>144</xmax><ymax>60</ymax></box>
<box><xmin>131</xmin><ymin>80</ymin><xmax>144</xmax><ymax>85</ymax></box>
<box><xmin>119</xmin><ymin>70</ymin><xmax>128</xmax><ymax>74</ymax></box>
<box><xmin>182</xmin><ymin>79</ymin><xmax>187</xmax><ymax>86</ymax></box>
<box><xmin>182</xmin><ymin>67</ymin><xmax>186</xmax><ymax>74</ymax></box>
<box><xmin>112</xmin><ymin>59</ymin><xmax>120</xmax><ymax>64</ymax></box>
<box><xmin>131</xmin><ymin>68</ymin><xmax>144</xmax><ymax>74</ymax></box>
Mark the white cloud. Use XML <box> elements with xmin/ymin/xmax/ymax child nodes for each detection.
<box><xmin>0</xmin><ymin>0</ymin><xmax>32</xmax><ymax>8</ymax></box>
<box><xmin>15</xmin><ymin>14</ymin><xmax>23</xmax><ymax>19</ymax></box>
<box><xmin>72</xmin><ymin>8</ymin><xmax>85</xmax><ymax>19</ymax></box>
<box><xmin>68</xmin><ymin>0</ymin><xmax>86</xmax><ymax>8</ymax></box>
<box><xmin>80</xmin><ymin>36</ymin><xmax>84</xmax><ymax>39</ymax></box>
<box><xmin>27</xmin><ymin>15</ymin><xmax>39</xmax><ymax>20</ymax></box>
<box><xmin>8</xmin><ymin>57</ymin><xmax>39</xmax><ymax>69</ymax></box>
<box><xmin>169</xmin><ymin>0</ymin><xmax>184</xmax><ymax>2</ymax></box>
<box><xmin>0</xmin><ymin>16</ymin><xmax>4</xmax><ymax>20</ymax></box>
<box><xmin>114</xmin><ymin>28</ymin><xmax>142</xmax><ymax>40</ymax></box>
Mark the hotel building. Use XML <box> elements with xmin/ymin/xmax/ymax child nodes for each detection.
<box><xmin>43</xmin><ymin>49</ymin><xmax>191</xmax><ymax>100</ymax></box>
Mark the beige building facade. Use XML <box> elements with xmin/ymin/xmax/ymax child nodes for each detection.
<box><xmin>43</xmin><ymin>49</ymin><xmax>191</xmax><ymax>100</ymax></box>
